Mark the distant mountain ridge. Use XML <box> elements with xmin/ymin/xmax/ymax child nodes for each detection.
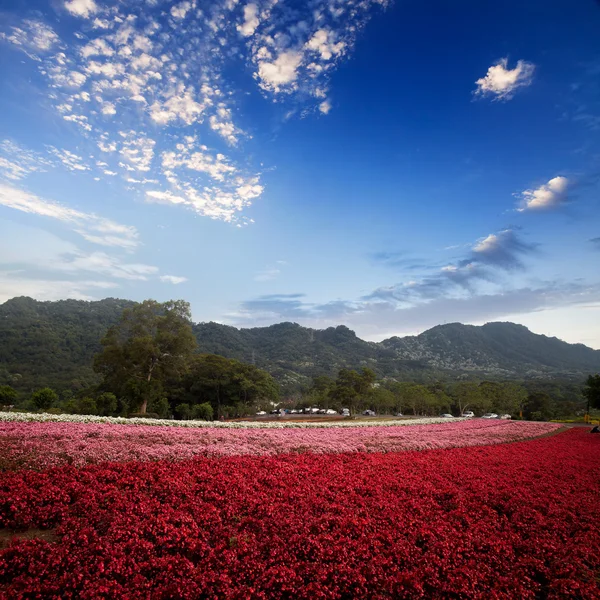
<box><xmin>0</xmin><ymin>296</ymin><xmax>598</xmax><ymax>392</ymax></box>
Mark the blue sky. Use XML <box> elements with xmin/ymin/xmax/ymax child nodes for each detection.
<box><xmin>1</xmin><ymin>0</ymin><xmax>599</xmax><ymax>346</ymax></box>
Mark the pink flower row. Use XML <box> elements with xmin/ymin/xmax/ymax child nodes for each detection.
<box><xmin>0</xmin><ymin>419</ymin><xmax>561</xmax><ymax>470</ymax></box>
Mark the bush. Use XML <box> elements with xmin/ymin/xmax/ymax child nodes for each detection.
<box><xmin>191</xmin><ymin>402</ymin><xmax>213</xmax><ymax>421</ymax></box>
<box><xmin>77</xmin><ymin>397</ymin><xmax>97</xmax><ymax>415</ymax></box>
<box><xmin>96</xmin><ymin>393</ymin><xmax>117</xmax><ymax>416</ymax></box>
<box><xmin>43</xmin><ymin>407</ymin><xmax>64</xmax><ymax>415</ymax></box>
<box><xmin>0</xmin><ymin>385</ymin><xmax>17</xmax><ymax>406</ymax></box>
<box><xmin>31</xmin><ymin>388</ymin><xmax>59</xmax><ymax>410</ymax></box>
<box><xmin>175</xmin><ymin>403</ymin><xmax>192</xmax><ymax>420</ymax></box>
<box><xmin>149</xmin><ymin>397</ymin><xmax>170</xmax><ymax>418</ymax></box>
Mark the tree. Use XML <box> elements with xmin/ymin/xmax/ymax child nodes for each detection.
<box><xmin>96</xmin><ymin>392</ymin><xmax>117</xmax><ymax>416</ymax></box>
<box><xmin>77</xmin><ymin>397</ymin><xmax>97</xmax><ymax>415</ymax></box>
<box><xmin>583</xmin><ymin>374</ymin><xmax>600</xmax><ymax>417</ymax></box>
<box><xmin>524</xmin><ymin>392</ymin><xmax>553</xmax><ymax>421</ymax></box>
<box><xmin>0</xmin><ymin>385</ymin><xmax>17</xmax><ymax>406</ymax></box>
<box><xmin>451</xmin><ymin>382</ymin><xmax>489</xmax><ymax>416</ymax></box>
<box><xmin>94</xmin><ymin>300</ymin><xmax>197</xmax><ymax>414</ymax></box>
<box><xmin>183</xmin><ymin>354</ymin><xmax>279</xmax><ymax>418</ymax></box>
<box><xmin>149</xmin><ymin>397</ymin><xmax>170</xmax><ymax>418</ymax></box>
<box><xmin>329</xmin><ymin>368</ymin><xmax>377</xmax><ymax>415</ymax></box>
<box><xmin>192</xmin><ymin>402</ymin><xmax>214</xmax><ymax>421</ymax></box>
<box><xmin>31</xmin><ymin>387</ymin><xmax>58</xmax><ymax>411</ymax></box>
<box><xmin>175</xmin><ymin>403</ymin><xmax>192</xmax><ymax>420</ymax></box>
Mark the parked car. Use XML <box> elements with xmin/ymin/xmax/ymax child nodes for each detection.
<box><xmin>325</xmin><ymin>409</ymin><xmax>337</xmax><ymax>415</ymax></box>
<box><xmin>363</xmin><ymin>410</ymin><xmax>376</xmax><ymax>416</ymax></box>
<box><xmin>440</xmin><ymin>413</ymin><xmax>454</xmax><ymax>418</ymax></box>
<box><xmin>290</xmin><ymin>409</ymin><xmax>298</xmax><ymax>414</ymax></box>
<box><xmin>256</xmin><ymin>411</ymin><xmax>266</xmax><ymax>415</ymax></box>
<box><xmin>395</xmin><ymin>413</ymin><xmax>403</xmax><ymax>417</ymax></box>
<box><xmin>462</xmin><ymin>411</ymin><xmax>475</xmax><ymax>418</ymax></box>
<box><xmin>340</xmin><ymin>408</ymin><xmax>350</xmax><ymax>416</ymax></box>
<box><xmin>270</xmin><ymin>409</ymin><xmax>279</xmax><ymax>414</ymax></box>
<box><xmin>481</xmin><ymin>413</ymin><xmax>499</xmax><ymax>419</ymax></box>
<box><xmin>499</xmin><ymin>414</ymin><xmax>512</xmax><ymax>420</ymax></box>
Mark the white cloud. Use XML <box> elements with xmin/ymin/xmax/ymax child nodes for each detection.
<box><xmin>257</xmin><ymin>51</ymin><xmax>303</xmax><ymax>92</ymax></box>
<box><xmin>0</xmin><ymin>273</ymin><xmax>117</xmax><ymax>303</ymax></box>
<box><xmin>48</xmin><ymin>147</ymin><xmax>90</xmax><ymax>172</ymax></box>
<box><xmin>80</xmin><ymin>38</ymin><xmax>114</xmax><ymax>59</ymax></box>
<box><xmin>474</xmin><ymin>58</ymin><xmax>535</xmax><ymax>100</ymax></box>
<box><xmin>160</xmin><ymin>274</ymin><xmax>188</xmax><ymax>284</ymax></box>
<box><xmin>518</xmin><ymin>176</ymin><xmax>569</xmax><ymax>212</ymax></box>
<box><xmin>237</xmin><ymin>3</ymin><xmax>260</xmax><ymax>37</ymax></box>
<box><xmin>145</xmin><ymin>190</ymin><xmax>188</xmax><ymax>204</ymax></box>
<box><xmin>64</xmin><ymin>0</ymin><xmax>98</xmax><ymax>19</ymax></box>
<box><xmin>1</xmin><ymin>20</ymin><xmax>59</xmax><ymax>55</ymax></box>
<box><xmin>0</xmin><ymin>140</ymin><xmax>52</xmax><ymax>180</ymax></box>
<box><xmin>162</xmin><ymin>148</ymin><xmax>236</xmax><ymax>182</ymax></box>
<box><xmin>306</xmin><ymin>29</ymin><xmax>345</xmax><ymax>61</ymax></box>
<box><xmin>54</xmin><ymin>251</ymin><xmax>158</xmax><ymax>280</ymax></box>
<box><xmin>254</xmin><ymin>268</ymin><xmax>280</xmax><ymax>282</ymax></box>
<box><xmin>171</xmin><ymin>1</ymin><xmax>193</xmax><ymax>19</ymax></box>
<box><xmin>0</xmin><ymin>183</ymin><xmax>139</xmax><ymax>250</ymax></box>
<box><xmin>319</xmin><ymin>99</ymin><xmax>332</xmax><ymax>114</ymax></box>
<box><xmin>149</xmin><ymin>86</ymin><xmax>207</xmax><ymax>125</ymax></box>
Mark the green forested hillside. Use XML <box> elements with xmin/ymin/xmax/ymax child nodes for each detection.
<box><xmin>1</xmin><ymin>296</ymin><xmax>599</xmax><ymax>394</ymax></box>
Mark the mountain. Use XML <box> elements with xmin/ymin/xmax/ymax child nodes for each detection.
<box><xmin>1</xmin><ymin>296</ymin><xmax>599</xmax><ymax>393</ymax></box>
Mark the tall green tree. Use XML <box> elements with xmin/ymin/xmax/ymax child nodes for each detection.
<box><xmin>451</xmin><ymin>382</ymin><xmax>489</xmax><ymax>416</ymax></box>
<box><xmin>329</xmin><ymin>368</ymin><xmax>376</xmax><ymax>415</ymax></box>
<box><xmin>94</xmin><ymin>300</ymin><xmax>197</xmax><ymax>414</ymax></box>
<box><xmin>0</xmin><ymin>385</ymin><xmax>17</xmax><ymax>406</ymax></box>
<box><xmin>96</xmin><ymin>392</ymin><xmax>118</xmax><ymax>416</ymax></box>
<box><xmin>31</xmin><ymin>387</ymin><xmax>58</xmax><ymax>410</ymax></box>
<box><xmin>583</xmin><ymin>374</ymin><xmax>600</xmax><ymax>415</ymax></box>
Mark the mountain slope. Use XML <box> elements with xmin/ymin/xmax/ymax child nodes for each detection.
<box><xmin>0</xmin><ymin>297</ymin><xmax>598</xmax><ymax>393</ymax></box>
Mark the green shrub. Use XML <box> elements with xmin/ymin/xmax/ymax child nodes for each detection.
<box><xmin>77</xmin><ymin>397</ymin><xmax>97</xmax><ymax>415</ymax></box>
<box><xmin>175</xmin><ymin>403</ymin><xmax>192</xmax><ymax>420</ymax></box>
<box><xmin>191</xmin><ymin>402</ymin><xmax>213</xmax><ymax>421</ymax></box>
<box><xmin>31</xmin><ymin>388</ymin><xmax>58</xmax><ymax>410</ymax></box>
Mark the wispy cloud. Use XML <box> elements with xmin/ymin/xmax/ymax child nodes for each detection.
<box><xmin>160</xmin><ymin>275</ymin><xmax>188</xmax><ymax>284</ymax></box>
<box><xmin>0</xmin><ymin>272</ymin><xmax>116</xmax><ymax>303</ymax></box>
<box><xmin>232</xmin><ymin>282</ymin><xmax>600</xmax><ymax>341</ymax></box>
<box><xmin>0</xmin><ymin>183</ymin><xmax>139</xmax><ymax>250</ymax></box>
<box><xmin>0</xmin><ymin>140</ymin><xmax>53</xmax><ymax>181</ymax></box>
<box><xmin>474</xmin><ymin>58</ymin><xmax>535</xmax><ymax>101</ymax></box>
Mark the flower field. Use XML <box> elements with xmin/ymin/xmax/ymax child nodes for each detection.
<box><xmin>0</xmin><ymin>418</ymin><xmax>560</xmax><ymax>469</ymax></box>
<box><xmin>1</xmin><ymin>422</ymin><xmax>599</xmax><ymax>598</ymax></box>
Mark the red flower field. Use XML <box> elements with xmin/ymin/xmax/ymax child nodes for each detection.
<box><xmin>1</xmin><ymin>427</ymin><xmax>599</xmax><ymax>598</ymax></box>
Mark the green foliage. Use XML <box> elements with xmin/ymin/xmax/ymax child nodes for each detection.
<box><xmin>2</xmin><ymin>298</ymin><xmax>599</xmax><ymax>400</ymax></box>
<box><xmin>175</xmin><ymin>403</ymin><xmax>192</xmax><ymax>420</ymax></box>
<box><xmin>0</xmin><ymin>385</ymin><xmax>17</xmax><ymax>406</ymax></box>
<box><xmin>31</xmin><ymin>387</ymin><xmax>58</xmax><ymax>410</ymax></box>
<box><xmin>524</xmin><ymin>392</ymin><xmax>553</xmax><ymax>421</ymax></box>
<box><xmin>583</xmin><ymin>374</ymin><xmax>600</xmax><ymax>410</ymax></box>
<box><xmin>96</xmin><ymin>392</ymin><xmax>117</xmax><ymax>416</ymax></box>
<box><xmin>94</xmin><ymin>300</ymin><xmax>197</xmax><ymax>413</ymax></box>
<box><xmin>77</xmin><ymin>397</ymin><xmax>97</xmax><ymax>415</ymax></box>
<box><xmin>329</xmin><ymin>368</ymin><xmax>377</xmax><ymax>415</ymax></box>
<box><xmin>191</xmin><ymin>402</ymin><xmax>214</xmax><ymax>421</ymax></box>
<box><xmin>0</xmin><ymin>297</ymin><xmax>134</xmax><ymax>392</ymax></box>
<box><xmin>179</xmin><ymin>354</ymin><xmax>279</xmax><ymax>417</ymax></box>
<box><xmin>149</xmin><ymin>397</ymin><xmax>170</xmax><ymax>418</ymax></box>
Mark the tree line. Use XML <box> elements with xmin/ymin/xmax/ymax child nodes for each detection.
<box><xmin>1</xmin><ymin>298</ymin><xmax>598</xmax><ymax>421</ymax></box>
<box><xmin>283</xmin><ymin>370</ymin><xmax>600</xmax><ymax>420</ymax></box>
